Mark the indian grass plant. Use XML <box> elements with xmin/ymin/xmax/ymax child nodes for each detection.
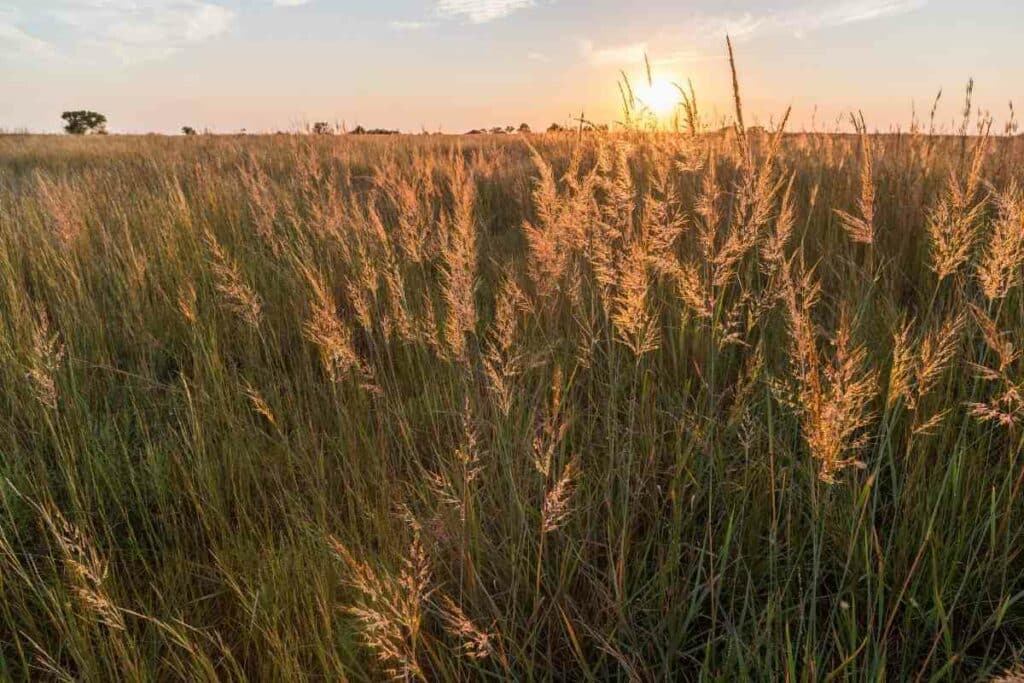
<box><xmin>2</xmin><ymin>67</ymin><xmax>1024</xmax><ymax>681</ymax></box>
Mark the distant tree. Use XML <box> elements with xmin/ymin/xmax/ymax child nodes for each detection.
<box><xmin>490</xmin><ymin>126</ymin><xmax>506</xmax><ymax>135</ymax></box>
<box><xmin>312</xmin><ymin>121</ymin><xmax>333</xmax><ymax>135</ymax></box>
<box><xmin>504</xmin><ymin>125</ymin><xmax>515</xmax><ymax>133</ymax></box>
<box><xmin>349</xmin><ymin>125</ymin><xmax>400</xmax><ymax>135</ymax></box>
<box><xmin>518</xmin><ymin>123</ymin><xmax>531</xmax><ymax>134</ymax></box>
<box><xmin>62</xmin><ymin>110</ymin><xmax>107</xmax><ymax>135</ymax></box>
<box><xmin>546</xmin><ymin>122</ymin><xmax>565</xmax><ymax>133</ymax></box>
<box><xmin>181</xmin><ymin>126</ymin><xmax>197</xmax><ymax>136</ymax></box>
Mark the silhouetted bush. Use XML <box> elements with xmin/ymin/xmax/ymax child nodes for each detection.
<box><xmin>350</xmin><ymin>125</ymin><xmax>399</xmax><ymax>135</ymax></box>
<box><xmin>62</xmin><ymin>110</ymin><xmax>107</xmax><ymax>135</ymax></box>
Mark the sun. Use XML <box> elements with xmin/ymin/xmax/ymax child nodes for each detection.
<box><xmin>636</xmin><ymin>78</ymin><xmax>680</xmax><ymax>117</ymax></box>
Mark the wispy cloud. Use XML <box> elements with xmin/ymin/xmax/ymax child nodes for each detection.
<box><xmin>388</xmin><ymin>20</ymin><xmax>437</xmax><ymax>31</ymax></box>
<box><xmin>731</xmin><ymin>0</ymin><xmax>927</xmax><ymax>40</ymax></box>
<box><xmin>693</xmin><ymin>13</ymin><xmax>764</xmax><ymax>41</ymax></box>
<box><xmin>579</xmin><ymin>39</ymin><xmax>723</xmax><ymax>67</ymax></box>
<box><xmin>581</xmin><ymin>0</ymin><xmax>927</xmax><ymax>66</ymax></box>
<box><xmin>272</xmin><ymin>0</ymin><xmax>311</xmax><ymax>7</ymax></box>
<box><xmin>816</xmin><ymin>0</ymin><xmax>927</xmax><ymax>26</ymax></box>
<box><xmin>0</xmin><ymin>6</ymin><xmax>56</xmax><ymax>57</ymax></box>
<box><xmin>774</xmin><ymin>0</ymin><xmax>927</xmax><ymax>37</ymax></box>
<box><xmin>579</xmin><ymin>39</ymin><xmax>647</xmax><ymax>66</ymax></box>
<box><xmin>49</xmin><ymin>0</ymin><xmax>235</xmax><ymax>63</ymax></box>
<box><xmin>435</xmin><ymin>0</ymin><xmax>535</xmax><ymax>24</ymax></box>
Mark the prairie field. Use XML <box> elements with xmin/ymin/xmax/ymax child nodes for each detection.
<box><xmin>2</xmin><ymin>108</ymin><xmax>1024</xmax><ymax>680</ymax></box>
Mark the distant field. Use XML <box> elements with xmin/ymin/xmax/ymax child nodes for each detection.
<box><xmin>1</xmin><ymin>126</ymin><xmax>1023</xmax><ymax>680</ymax></box>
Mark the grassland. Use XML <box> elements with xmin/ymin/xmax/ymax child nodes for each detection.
<box><xmin>1</xmin><ymin>99</ymin><xmax>1024</xmax><ymax>680</ymax></box>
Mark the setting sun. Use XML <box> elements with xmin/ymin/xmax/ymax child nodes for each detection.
<box><xmin>636</xmin><ymin>78</ymin><xmax>681</xmax><ymax>116</ymax></box>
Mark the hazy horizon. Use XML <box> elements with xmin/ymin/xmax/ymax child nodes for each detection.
<box><xmin>2</xmin><ymin>0</ymin><xmax>1022</xmax><ymax>135</ymax></box>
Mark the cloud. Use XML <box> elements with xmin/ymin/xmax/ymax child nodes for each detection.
<box><xmin>182</xmin><ymin>3</ymin><xmax>233</xmax><ymax>40</ymax></box>
<box><xmin>388</xmin><ymin>20</ymin><xmax>436</xmax><ymax>31</ymax></box>
<box><xmin>0</xmin><ymin>7</ymin><xmax>56</xmax><ymax>57</ymax></box>
<box><xmin>734</xmin><ymin>0</ymin><xmax>927</xmax><ymax>40</ymax></box>
<box><xmin>817</xmin><ymin>0</ymin><xmax>927</xmax><ymax>26</ymax></box>
<box><xmin>49</xmin><ymin>0</ymin><xmax>235</xmax><ymax>62</ymax></box>
<box><xmin>272</xmin><ymin>0</ymin><xmax>311</xmax><ymax>6</ymax></box>
<box><xmin>435</xmin><ymin>0</ymin><xmax>534</xmax><ymax>23</ymax></box>
<box><xmin>579</xmin><ymin>39</ymin><xmax>724</xmax><ymax>67</ymax></box>
<box><xmin>579</xmin><ymin>39</ymin><xmax>647</xmax><ymax>66</ymax></box>
<box><xmin>770</xmin><ymin>0</ymin><xmax>926</xmax><ymax>38</ymax></box>
<box><xmin>697</xmin><ymin>13</ymin><xmax>763</xmax><ymax>41</ymax></box>
<box><xmin>580</xmin><ymin>0</ymin><xmax>926</xmax><ymax>66</ymax></box>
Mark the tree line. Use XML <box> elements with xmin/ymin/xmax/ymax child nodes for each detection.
<box><xmin>59</xmin><ymin>111</ymin><xmax>599</xmax><ymax>136</ymax></box>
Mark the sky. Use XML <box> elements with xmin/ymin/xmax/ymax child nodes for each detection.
<box><xmin>0</xmin><ymin>0</ymin><xmax>1021</xmax><ymax>134</ymax></box>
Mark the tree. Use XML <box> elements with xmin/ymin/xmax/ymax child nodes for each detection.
<box><xmin>350</xmin><ymin>125</ymin><xmax>399</xmax><ymax>135</ymax></box>
<box><xmin>62</xmin><ymin>110</ymin><xmax>107</xmax><ymax>135</ymax></box>
<box><xmin>546</xmin><ymin>122</ymin><xmax>565</xmax><ymax>133</ymax></box>
<box><xmin>312</xmin><ymin>121</ymin><xmax>333</xmax><ymax>135</ymax></box>
<box><xmin>181</xmin><ymin>126</ymin><xmax>197</xmax><ymax>136</ymax></box>
<box><xmin>518</xmin><ymin>123</ymin><xmax>532</xmax><ymax>134</ymax></box>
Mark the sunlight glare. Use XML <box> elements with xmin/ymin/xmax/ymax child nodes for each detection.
<box><xmin>636</xmin><ymin>78</ymin><xmax>680</xmax><ymax>116</ymax></box>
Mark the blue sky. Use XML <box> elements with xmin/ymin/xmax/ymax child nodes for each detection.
<box><xmin>1</xmin><ymin>0</ymin><xmax>1021</xmax><ymax>133</ymax></box>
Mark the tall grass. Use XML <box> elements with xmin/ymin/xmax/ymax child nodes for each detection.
<box><xmin>2</xmin><ymin>79</ymin><xmax>1024</xmax><ymax>680</ymax></box>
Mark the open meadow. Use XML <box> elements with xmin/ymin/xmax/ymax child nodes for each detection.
<box><xmin>2</xmin><ymin>105</ymin><xmax>1024</xmax><ymax>679</ymax></box>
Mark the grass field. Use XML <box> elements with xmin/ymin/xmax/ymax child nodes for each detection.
<box><xmin>2</xmin><ymin>90</ymin><xmax>1024</xmax><ymax>680</ymax></box>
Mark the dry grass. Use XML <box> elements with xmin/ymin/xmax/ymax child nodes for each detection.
<box><xmin>2</xmin><ymin>72</ymin><xmax>1024</xmax><ymax>681</ymax></box>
